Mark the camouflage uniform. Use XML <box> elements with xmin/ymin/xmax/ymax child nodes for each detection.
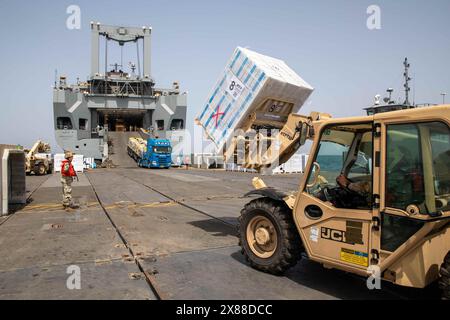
<box><xmin>61</xmin><ymin>151</ymin><xmax>77</xmax><ymax>208</ymax></box>
<box><xmin>61</xmin><ymin>175</ymin><xmax>74</xmax><ymax>207</ymax></box>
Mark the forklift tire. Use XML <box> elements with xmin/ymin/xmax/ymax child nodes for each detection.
<box><xmin>238</xmin><ymin>197</ymin><xmax>302</xmax><ymax>275</ymax></box>
<box><xmin>34</xmin><ymin>164</ymin><xmax>46</xmax><ymax>176</ymax></box>
<box><xmin>439</xmin><ymin>251</ymin><xmax>450</xmax><ymax>300</ymax></box>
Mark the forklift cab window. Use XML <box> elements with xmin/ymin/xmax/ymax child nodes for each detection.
<box><xmin>306</xmin><ymin>124</ymin><xmax>373</xmax><ymax>209</ymax></box>
<box><xmin>348</xmin><ymin>132</ymin><xmax>373</xmax><ymax>179</ymax></box>
<box><xmin>381</xmin><ymin>122</ymin><xmax>450</xmax><ymax>252</ymax></box>
<box><xmin>386</xmin><ymin>122</ymin><xmax>450</xmax><ymax>214</ymax></box>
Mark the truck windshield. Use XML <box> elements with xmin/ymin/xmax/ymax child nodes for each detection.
<box><xmin>153</xmin><ymin>146</ymin><xmax>171</xmax><ymax>154</ymax></box>
<box><xmin>386</xmin><ymin>121</ymin><xmax>450</xmax><ymax>214</ymax></box>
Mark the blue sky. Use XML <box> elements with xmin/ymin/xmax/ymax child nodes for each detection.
<box><xmin>0</xmin><ymin>0</ymin><xmax>449</xmax><ymax>150</ymax></box>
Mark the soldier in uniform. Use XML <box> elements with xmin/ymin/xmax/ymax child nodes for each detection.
<box><xmin>61</xmin><ymin>150</ymin><xmax>78</xmax><ymax>208</ymax></box>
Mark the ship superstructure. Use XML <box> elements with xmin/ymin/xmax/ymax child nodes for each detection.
<box><xmin>53</xmin><ymin>22</ymin><xmax>187</xmax><ymax>162</ymax></box>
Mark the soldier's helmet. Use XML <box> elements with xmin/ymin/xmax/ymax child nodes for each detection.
<box><xmin>64</xmin><ymin>150</ymin><xmax>74</xmax><ymax>159</ymax></box>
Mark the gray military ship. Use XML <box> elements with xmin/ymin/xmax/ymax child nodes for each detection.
<box><xmin>53</xmin><ymin>22</ymin><xmax>187</xmax><ymax>163</ymax></box>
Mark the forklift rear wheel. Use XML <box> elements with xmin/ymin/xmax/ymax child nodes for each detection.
<box><xmin>439</xmin><ymin>251</ymin><xmax>450</xmax><ymax>300</ymax></box>
<box><xmin>34</xmin><ymin>164</ymin><xmax>46</xmax><ymax>176</ymax></box>
<box><xmin>239</xmin><ymin>197</ymin><xmax>302</xmax><ymax>275</ymax></box>
<box><xmin>38</xmin><ymin>164</ymin><xmax>46</xmax><ymax>175</ymax></box>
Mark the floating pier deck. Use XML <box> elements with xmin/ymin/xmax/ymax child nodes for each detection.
<box><xmin>0</xmin><ymin>168</ymin><xmax>437</xmax><ymax>299</ymax></box>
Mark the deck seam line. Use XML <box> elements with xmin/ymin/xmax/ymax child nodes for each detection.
<box><xmin>85</xmin><ymin>172</ymin><xmax>163</xmax><ymax>300</ymax></box>
<box><xmin>165</xmin><ymin>244</ymin><xmax>239</xmax><ymax>256</ymax></box>
<box><xmin>0</xmin><ymin>257</ymin><xmax>125</xmax><ymax>274</ymax></box>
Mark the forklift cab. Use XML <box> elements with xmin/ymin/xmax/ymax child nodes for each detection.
<box><xmin>293</xmin><ymin>107</ymin><xmax>450</xmax><ymax>287</ymax></box>
<box><xmin>305</xmin><ymin>123</ymin><xmax>374</xmax><ymax>209</ymax></box>
<box><xmin>240</xmin><ymin>105</ymin><xmax>450</xmax><ymax>295</ymax></box>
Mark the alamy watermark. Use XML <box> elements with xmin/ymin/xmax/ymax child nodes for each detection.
<box><xmin>66</xmin><ymin>265</ymin><xmax>81</xmax><ymax>290</ymax></box>
<box><xmin>366</xmin><ymin>265</ymin><xmax>381</xmax><ymax>290</ymax></box>
<box><xmin>367</xmin><ymin>5</ymin><xmax>381</xmax><ymax>30</ymax></box>
<box><xmin>66</xmin><ymin>5</ymin><xmax>81</xmax><ymax>30</ymax></box>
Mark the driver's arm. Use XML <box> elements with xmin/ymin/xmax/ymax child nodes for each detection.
<box><xmin>348</xmin><ymin>181</ymin><xmax>371</xmax><ymax>194</ymax></box>
<box><xmin>336</xmin><ymin>174</ymin><xmax>371</xmax><ymax>195</ymax></box>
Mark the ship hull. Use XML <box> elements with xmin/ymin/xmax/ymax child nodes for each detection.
<box><xmin>53</xmin><ymin>87</ymin><xmax>187</xmax><ymax>161</ymax></box>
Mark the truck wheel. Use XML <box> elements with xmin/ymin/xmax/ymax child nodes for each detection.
<box><xmin>439</xmin><ymin>251</ymin><xmax>450</xmax><ymax>300</ymax></box>
<box><xmin>238</xmin><ymin>197</ymin><xmax>302</xmax><ymax>275</ymax></box>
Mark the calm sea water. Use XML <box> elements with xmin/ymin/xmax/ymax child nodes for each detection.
<box><xmin>316</xmin><ymin>155</ymin><xmax>343</xmax><ymax>172</ymax></box>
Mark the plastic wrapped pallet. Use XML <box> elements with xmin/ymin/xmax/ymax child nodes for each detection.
<box><xmin>196</xmin><ymin>47</ymin><xmax>313</xmax><ymax>151</ymax></box>
<box><xmin>127</xmin><ymin>137</ymin><xmax>147</xmax><ymax>159</ymax></box>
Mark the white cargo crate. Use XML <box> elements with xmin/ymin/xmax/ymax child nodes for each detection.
<box><xmin>196</xmin><ymin>47</ymin><xmax>313</xmax><ymax>151</ymax></box>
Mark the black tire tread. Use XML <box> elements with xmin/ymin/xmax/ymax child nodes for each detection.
<box><xmin>439</xmin><ymin>251</ymin><xmax>450</xmax><ymax>300</ymax></box>
<box><xmin>33</xmin><ymin>164</ymin><xmax>44</xmax><ymax>176</ymax></box>
<box><xmin>238</xmin><ymin>197</ymin><xmax>302</xmax><ymax>275</ymax></box>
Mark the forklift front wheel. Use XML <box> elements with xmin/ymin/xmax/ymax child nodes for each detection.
<box><xmin>34</xmin><ymin>164</ymin><xmax>46</xmax><ymax>176</ymax></box>
<box><xmin>439</xmin><ymin>251</ymin><xmax>450</xmax><ymax>300</ymax></box>
<box><xmin>239</xmin><ymin>197</ymin><xmax>302</xmax><ymax>275</ymax></box>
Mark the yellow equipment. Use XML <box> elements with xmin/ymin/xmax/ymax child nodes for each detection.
<box><xmin>25</xmin><ymin>140</ymin><xmax>52</xmax><ymax>175</ymax></box>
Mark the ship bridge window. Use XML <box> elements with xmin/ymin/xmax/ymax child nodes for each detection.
<box><xmin>79</xmin><ymin>118</ymin><xmax>88</xmax><ymax>130</ymax></box>
<box><xmin>170</xmin><ymin>119</ymin><xmax>184</xmax><ymax>130</ymax></box>
<box><xmin>156</xmin><ymin>120</ymin><xmax>165</xmax><ymax>130</ymax></box>
<box><xmin>57</xmin><ymin>117</ymin><xmax>73</xmax><ymax>130</ymax></box>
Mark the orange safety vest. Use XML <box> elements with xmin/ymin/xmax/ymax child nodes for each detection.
<box><xmin>61</xmin><ymin>159</ymin><xmax>77</xmax><ymax>177</ymax></box>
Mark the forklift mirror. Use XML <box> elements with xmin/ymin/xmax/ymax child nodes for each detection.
<box><xmin>306</xmin><ymin>162</ymin><xmax>321</xmax><ymax>188</ymax></box>
<box><xmin>300</xmin><ymin>123</ymin><xmax>308</xmax><ymax>146</ymax></box>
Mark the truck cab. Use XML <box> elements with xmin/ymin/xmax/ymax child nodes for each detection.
<box><xmin>138</xmin><ymin>139</ymin><xmax>172</xmax><ymax>169</ymax></box>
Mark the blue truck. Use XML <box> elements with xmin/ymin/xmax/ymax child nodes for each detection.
<box><xmin>127</xmin><ymin>137</ymin><xmax>172</xmax><ymax>169</ymax></box>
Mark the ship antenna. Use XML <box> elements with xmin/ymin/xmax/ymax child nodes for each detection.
<box><xmin>136</xmin><ymin>40</ymin><xmax>141</xmax><ymax>78</ymax></box>
<box><xmin>54</xmin><ymin>69</ymin><xmax>58</xmax><ymax>88</ymax></box>
<box><xmin>403</xmin><ymin>57</ymin><xmax>411</xmax><ymax>106</ymax></box>
<box><xmin>121</xmin><ymin>45</ymin><xmax>123</xmax><ymax>70</ymax></box>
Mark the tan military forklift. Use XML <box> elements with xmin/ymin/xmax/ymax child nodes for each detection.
<box><xmin>238</xmin><ymin>104</ymin><xmax>450</xmax><ymax>298</ymax></box>
<box><xmin>25</xmin><ymin>140</ymin><xmax>53</xmax><ymax>175</ymax></box>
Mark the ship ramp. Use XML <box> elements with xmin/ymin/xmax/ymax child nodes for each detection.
<box><xmin>107</xmin><ymin>131</ymin><xmax>140</xmax><ymax>167</ymax></box>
